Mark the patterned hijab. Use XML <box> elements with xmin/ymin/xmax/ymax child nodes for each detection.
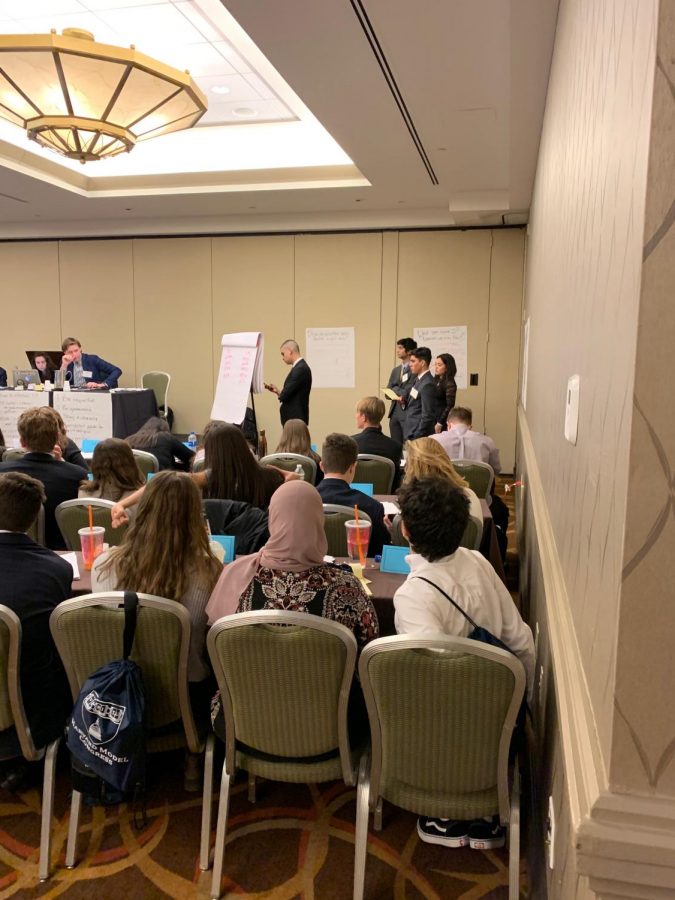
<box><xmin>206</xmin><ymin>480</ymin><xmax>327</xmax><ymax>622</ymax></box>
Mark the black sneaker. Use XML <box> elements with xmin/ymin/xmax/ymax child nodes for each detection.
<box><xmin>416</xmin><ymin>817</ymin><xmax>470</xmax><ymax>847</ymax></box>
<box><xmin>468</xmin><ymin>816</ymin><xmax>505</xmax><ymax>849</ymax></box>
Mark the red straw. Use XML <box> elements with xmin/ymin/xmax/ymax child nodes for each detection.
<box><xmin>353</xmin><ymin>505</ymin><xmax>365</xmax><ymax>568</ymax></box>
<box><xmin>88</xmin><ymin>504</ymin><xmax>93</xmax><ymax>531</ymax></box>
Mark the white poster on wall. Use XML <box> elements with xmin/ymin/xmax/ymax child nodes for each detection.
<box><xmin>53</xmin><ymin>391</ymin><xmax>113</xmax><ymax>447</ymax></box>
<box><xmin>413</xmin><ymin>326</ymin><xmax>468</xmax><ymax>389</ymax></box>
<box><xmin>306</xmin><ymin>327</ymin><xmax>355</xmax><ymax>388</ymax></box>
<box><xmin>211</xmin><ymin>332</ymin><xmax>264</xmax><ymax>424</ymax></box>
<box><xmin>521</xmin><ymin>317</ymin><xmax>530</xmax><ymax>410</ymax></box>
<box><xmin>0</xmin><ymin>391</ymin><xmax>50</xmax><ymax>448</ymax></box>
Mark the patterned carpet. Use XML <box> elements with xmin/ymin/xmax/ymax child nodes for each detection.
<box><xmin>1</xmin><ymin>479</ymin><xmax>524</xmax><ymax>900</ymax></box>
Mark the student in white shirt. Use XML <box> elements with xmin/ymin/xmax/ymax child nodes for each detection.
<box><xmin>432</xmin><ymin>406</ymin><xmax>502</xmax><ymax>473</ymax></box>
<box><xmin>393</xmin><ymin>475</ymin><xmax>534</xmax><ymax>850</ymax></box>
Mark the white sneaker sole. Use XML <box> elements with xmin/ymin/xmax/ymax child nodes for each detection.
<box><xmin>416</xmin><ymin>822</ymin><xmax>469</xmax><ymax>848</ymax></box>
<box><xmin>469</xmin><ymin>836</ymin><xmax>505</xmax><ymax>850</ymax></box>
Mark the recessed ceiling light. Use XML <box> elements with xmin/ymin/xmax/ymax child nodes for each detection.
<box><xmin>232</xmin><ymin>107</ymin><xmax>258</xmax><ymax>118</ymax></box>
<box><xmin>211</xmin><ymin>85</ymin><xmax>231</xmax><ymax>95</ymax></box>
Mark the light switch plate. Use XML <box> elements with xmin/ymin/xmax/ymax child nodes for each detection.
<box><xmin>564</xmin><ymin>374</ymin><xmax>580</xmax><ymax>444</ymax></box>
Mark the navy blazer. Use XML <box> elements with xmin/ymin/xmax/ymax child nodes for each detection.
<box><xmin>0</xmin><ymin>452</ymin><xmax>84</xmax><ymax>549</ymax></box>
<box><xmin>0</xmin><ymin>367</ymin><xmax>6</xmax><ymax>388</ymax></box>
<box><xmin>403</xmin><ymin>371</ymin><xmax>437</xmax><ymax>440</ymax></box>
<box><xmin>66</xmin><ymin>352</ymin><xmax>122</xmax><ymax>388</ymax></box>
<box><xmin>317</xmin><ymin>477</ymin><xmax>391</xmax><ymax>556</ymax></box>
<box><xmin>351</xmin><ymin>427</ymin><xmax>402</xmax><ymax>488</ymax></box>
<box><xmin>0</xmin><ymin>534</ymin><xmax>72</xmax><ymax>747</ymax></box>
<box><xmin>278</xmin><ymin>359</ymin><xmax>312</xmax><ymax>425</ymax></box>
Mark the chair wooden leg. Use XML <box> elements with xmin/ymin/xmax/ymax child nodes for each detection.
<box><xmin>210</xmin><ymin>763</ymin><xmax>232</xmax><ymax>900</ymax></box>
<box><xmin>65</xmin><ymin>790</ymin><xmax>82</xmax><ymax>869</ymax></box>
<box><xmin>509</xmin><ymin>766</ymin><xmax>521</xmax><ymax>900</ymax></box>
<box><xmin>200</xmin><ymin>734</ymin><xmax>215</xmax><ymax>872</ymax></box>
<box><xmin>247</xmin><ymin>774</ymin><xmax>256</xmax><ymax>803</ymax></box>
<box><xmin>353</xmin><ymin>754</ymin><xmax>370</xmax><ymax>900</ymax></box>
<box><xmin>38</xmin><ymin>739</ymin><xmax>60</xmax><ymax>881</ymax></box>
<box><xmin>373</xmin><ymin>798</ymin><xmax>383</xmax><ymax>832</ymax></box>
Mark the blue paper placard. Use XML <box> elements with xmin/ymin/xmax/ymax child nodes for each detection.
<box><xmin>81</xmin><ymin>439</ymin><xmax>100</xmax><ymax>453</ymax></box>
<box><xmin>146</xmin><ymin>472</ymin><xmax>155</xmax><ymax>480</ymax></box>
<box><xmin>351</xmin><ymin>482</ymin><xmax>374</xmax><ymax>496</ymax></box>
<box><xmin>380</xmin><ymin>545</ymin><xmax>411</xmax><ymax>575</ymax></box>
<box><xmin>210</xmin><ymin>534</ymin><xmax>236</xmax><ymax>563</ymax></box>
<box><xmin>87</xmin><ymin>473</ymin><xmax>93</xmax><ymax>481</ymax></box>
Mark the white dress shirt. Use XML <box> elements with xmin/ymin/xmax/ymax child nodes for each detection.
<box><xmin>432</xmin><ymin>424</ymin><xmax>501</xmax><ymax>473</ymax></box>
<box><xmin>394</xmin><ymin>548</ymin><xmax>534</xmax><ymax>694</ymax></box>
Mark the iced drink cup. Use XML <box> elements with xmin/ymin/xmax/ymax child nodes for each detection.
<box><xmin>345</xmin><ymin>520</ymin><xmax>371</xmax><ymax>561</ymax></box>
<box><xmin>79</xmin><ymin>526</ymin><xmax>105</xmax><ymax>570</ymax></box>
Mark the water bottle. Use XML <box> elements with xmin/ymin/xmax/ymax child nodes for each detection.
<box><xmin>188</xmin><ymin>431</ymin><xmax>197</xmax><ymax>450</ymax></box>
<box><xmin>294</xmin><ymin>463</ymin><xmax>305</xmax><ymax>481</ymax></box>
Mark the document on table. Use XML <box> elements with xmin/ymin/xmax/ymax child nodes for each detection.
<box><xmin>61</xmin><ymin>552</ymin><xmax>80</xmax><ymax>580</ymax></box>
<box><xmin>382</xmin><ymin>502</ymin><xmax>400</xmax><ymax>516</ymax></box>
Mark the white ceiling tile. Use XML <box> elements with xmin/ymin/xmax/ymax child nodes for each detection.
<box><xmin>2</xmin><ymin>12</ymin><xmax>121</xmax><ymax>41</ymax></box>
<box><xmin>80</xmin><ymin>0</ymin><xmax>167</xmax><ymax>9</ymax></box>
<box><xmin>172</xmin><ymin>42</ymin><xmax>235</xmax><ymax>77</ymax></box>
<box><xmin>173</xmin><ymin>2</ymin><xmax>222</xmax><ymax>42</ymax></box>
<box><xmin>197</xmin><ymin>73</ymin><xmax>266</xmax><ymax>103</ymax></box>
<box><xmin>95</xmin><ymin>4</ymin><xmax>204</xmax><ymax>47</ymax></box>
<box><xmin>242</xmin><ymin>72</ymin><xmax>276</xmax><ymax>101</ymax></box>
<box><xmin>199</xmin><ymin>96</ymin><xmax>295</xmax><ymax>126</ymax></box>
<box><xmin>212</xmin><ymin>40</ymin><xmax>251</xmax><ymax>74</ymax></box>
<box><xmin>0</xmin><ymin>0</ymin><xmax>87</xmax><ymax>17</ymax></box>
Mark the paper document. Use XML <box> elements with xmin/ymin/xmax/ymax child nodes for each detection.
<box><xmin>382</xmin><ymin>387</ymin><xmax>399</xmax><ymax>401</ymax></box>
<box><xmin>61</xmin><ymin>552</ymin><xmax>80</xmax><ymax>580</ymax></box>
<box><xmin>211</xmin><ymin>332</ymin><xmax>264</xmax><ymax>425</ymax></box>
<box><xmin>306</xmin><ymin>327</ymin><xmax>355</xmax><ymax>388</ymax></box>
<box><xmin>414</xmin><ymin>326</ymin><xmax>468</xmax><ymax>389</ymax></box>
<box><xmin>382</xmin><ymin>502</ymin><xmax>400</xmax><ymax>516</ymax></box>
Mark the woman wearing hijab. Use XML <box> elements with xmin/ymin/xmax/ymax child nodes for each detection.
<box><xmin>207</xmin><ymin>480</ymin><xmax>379</xmax><ymax>644</ymax></box>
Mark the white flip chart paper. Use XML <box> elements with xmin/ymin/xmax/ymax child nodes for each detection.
<box><xmin>413</xmin><ymin>326</ymin><xmax>468</xmax><ymax>389</ymax></box>
<box><xmin>306</xmin><ymin>327</ymin><xmax>355</xmax><ymax>388</ymax></box>
<box><xmin>211</xmin><ymin>332</ymin><xmax>264</xmax><ymax>424</ymax></box>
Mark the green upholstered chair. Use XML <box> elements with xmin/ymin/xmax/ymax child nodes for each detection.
<box><xmin>2</xmin><ymin>448</ymin><xmax>25</xmax><ymax>462</ymax></box>
<box><xmin>203</xmin><ymin>611</ymin><xmax>361</xmax><ymax>898</ymax></box>
<box><xmin>322</xmin><ymin>504</ymin><xmax>372</xmax><ymax>557</ymax></box>
<box><xmin>259</xmin><ymin>452</ymin><xmax>317</xmax><ymax>483</ymax></box>
<box><xmin>50</xmin><ymin>592</ymin><xmax>206</xmax><ymax>870</ymax></box>
<box><xmin>354</xmin><ymin>634</ymin><xmax>525</xmax><ymax>900</ymax></box>
<box><xmin>55</xmin><ymin>498</ymin><xmax>127</xmax><ymax>550</ymax></box>
<box><xmin>451</xmin><ymin>459</ymin><xmax>495</xmax><ymax>500</ymax></box>
<box><xmin>0</xmin><ymin>605</ymin><xmax>62</xmax><ymax>882</ymax></box>
<box><xmin>132</xmin><ymin>448</ymin><xmax>159</xmax><ymax>478</ymax></box>
<box><xmin>390</xmin><ymin>510</ymin><xmax>481</xmax><ymax>550</ymax></box>
<box><xmin>355</xmin><ymin>455</ymin><xmax>395</xmax><ymax>494</ymax></box>
<box><xmin>141</xmin><ymin>370</ymin><xmax>170</xmax><ymax>419</ymax></box>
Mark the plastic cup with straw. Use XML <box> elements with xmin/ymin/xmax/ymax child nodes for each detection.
<box><xmin>354</xmin><ymin>504</ymin><xmax>366</xmax><ymax>568</ymax></box>
<box><xmin>78</xmin><ymin>504</ymin><xmax>105</xmax><ymax>571</ymax></box>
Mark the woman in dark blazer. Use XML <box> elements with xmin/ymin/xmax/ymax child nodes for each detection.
<box><xmin>433</xmin><ymin>353</ymin><xmax>457</xmax><ymax>432</ymax></box>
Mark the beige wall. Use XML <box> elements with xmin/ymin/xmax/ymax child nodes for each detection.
<box><xmin>0</xmin><ymin>229</ymin><xmax>524</xmax><ymax>467</ymax></box>
<box><xmin>518</xmin><ymin>0</ymin><xmax>675</xmax><ymax>896</ymax></box>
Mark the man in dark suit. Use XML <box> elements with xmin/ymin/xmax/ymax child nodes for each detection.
<box><xmin>60</xmin><ymin>336</ymin><xmax>122</xmax><ymax>388</ymax></box>
<box><xmin>0</xmin><ymin>407</ymin><xmax>83</xmax><ymax>549</ymax></box>
<box><xmin>403</xmin><ymin>346</ymin><xmax>437</xmax><ymax>441</ymax></box>
<box><xmin>352</xmin><ymin>396</ymin><xmax>402</xmax><ymax>489</ymax></box>
<box><xmin>317</xmin><ymin>433</ymin><xmax>391</xmax><ymax>557</ymax></box>
<box><xmin>386</xmin><ymin>337</ymin><xmax>416</xmax><ymax>446</ymax></box>
<box><xmin>0</xmin><ymin>367</ymin><xmax>6</xmax><ymax>388</ymax></box>
<box><xmin>265</xmin><ymin>339</ymin><xmax>312</xmax><ymax>425</ymax></box>
<box><xmin>0</xmin><ymin>473</ymin><xmax>72</xmax><ymax>776</ymax></box>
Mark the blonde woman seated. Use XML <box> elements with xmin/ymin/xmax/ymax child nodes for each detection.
<box><xmin>404</xmin><ymin>437</ymin><xmax>483</xmax><ymax>524</ymax></box>
<box><xmin>78</xmin><ymin>438</ymin><xmax>145</xmax><ymax>503</ymax></box>
<box><xmin>275</xmin><ymin>418</ymin><xmax>323</xmax><ymax>485</ymax></box>
<box><xmin>92</xmin><ymin>472</ymin><xmax>222</xmax><ymax>728</ymax></box>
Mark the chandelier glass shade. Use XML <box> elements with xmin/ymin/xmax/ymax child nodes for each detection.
<box><xmin>0</xmin><ymin>28</ymin><xmax>207</xmax><ymax>162</ymax></box>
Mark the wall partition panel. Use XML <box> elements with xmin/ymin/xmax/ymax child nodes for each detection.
<box><xmin>211</xmin><ymin>235</ymin><xmax>295</xmax><ymax>449</ymax></box>
<box><xmin>133</xmin><ymin>238</ymin><xmax>213</xmax><ymax>435</ymax></box>
<box><xmin>59</xmin><ymin>240</ymin><xmax>135</xmax><ymax>388</ymax></box>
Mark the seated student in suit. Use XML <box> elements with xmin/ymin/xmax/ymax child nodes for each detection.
<box><xmin>275</xmin><ymin>418</ymin><xmax>323</xmax><ymax>485</ymax></box>
<box><xmin>393</xmin><ymin>475</ymin><xmax>535</xmax><ymax>850</ymax></box>
<box><xmin>126</xmin><ymin>416</ymin><xmax>195</xmax><ymax>471</ymax></box>
<box><xmin>78</xmin><ymin>438</ymin><xmax>145</xmax><ymax>503</ymax></box>
<box><xmin>351</xmin><ymin>396</ymin><xmax>402</xmax><ymax>488</ymax></box>
<box><xmin>0</xmin><ymin>473</ymin><xmax>72</xmax><ymax>789</ymax></box>
<box><xmin>316</xmin><ymin>433</ymin><xmax>391</xmax><ymax>557</ymax></box>
<box><xmin>432</xmin><ymin>406</ymin><xmax>501</xmax><ymax>472</ymax></box>
<box><xmin>265</xmin><ymin>339</ymin><xmax>312</xmax><ymax>425</ymax></box>
<box><xmin>0</xmin><ymin>407</ymin><xmax>83</xmax><ymax>549</ymax></box>
<box><xmin>59</xmin><ymin>336</ymin><xmax>122</xmax><ymax>389</ymax></box>
<box><xmin>43</xmin><ymin>407</ymin><xmax>88</xmax><ymax>471</ymax></box>
<box><xmin>403</xmin><ymin>347</ymin><xmax>437</xmax><ymax>441</ymax></box>
<box><xmin>0</xmin><ymin>367</ymin><xmax>6</xmax><ymax>388</ymax></box>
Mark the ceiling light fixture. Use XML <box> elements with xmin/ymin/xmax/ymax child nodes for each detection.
<box><xmin>210</xmin><ymin>85</ymin><xmax>231</xmax><ymax>95</ymax></box>
<box><xmin>0</xmin><ymin>28</ymin><xmax>207</xmax><ymax>163</ymax></box>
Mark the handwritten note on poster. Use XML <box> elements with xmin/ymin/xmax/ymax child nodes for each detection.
<box><xmin>53</xmin><ymin>392</ymin><xmax>113</xmax><ymax>447</ymax></box>
<box><xmin>306</xmin><ymin>327</ymin><xmax>355</xmax><ymax>388</ymax></box>
<box><xmin>211</xmin><ymin>332</ymin><xmax>264</xmax><ymax>424</ymax></box>
<box><xmin>0</xmin><ymin>391</ymin><xmax>49</xmax><ymax>448</ymax></box>
<box><xmin>413</xmin><ymin>326</ymin><xmax>468</xmax><ymax>389</ymax></box>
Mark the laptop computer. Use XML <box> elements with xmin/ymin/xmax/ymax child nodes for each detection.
<box><xmin>13</xmin><ymin>369</ymin><xmax>41</xmax><ymax>387</ymax></box>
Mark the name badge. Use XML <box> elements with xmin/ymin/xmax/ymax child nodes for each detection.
<box><xmin>410</xmin><ymin>387</ymin><xmax>419</xmax><ymax>400</ymax></box>
<box><xmin>82</xmin><ymin>370</ymin><xmax>93</xmax><ymax>378</ymax></box>
<box><xmin>402</xmin><ymin>373</ymin><xmax>409</xmax><ymax>383</ymax></box>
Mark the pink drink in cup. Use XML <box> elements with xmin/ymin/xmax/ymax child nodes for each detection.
<box><xmin>78</xmin><ymin>525</ymin><xmax>105</xmax><ymax>571</ymax></box>
<box><xmin>345</xmin><ymin>520</ymin><xmax>371</xmax><ymax>561</ymax></box>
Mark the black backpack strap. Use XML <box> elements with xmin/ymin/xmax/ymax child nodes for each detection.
<box><xmin>413</xmin><ymin>575</ymin><xmax>481</xmax><ymax>632</ymax></box>
<box><xmin>122</xmin><ymin>591</ymin><xmax>139</xmax><ymax>660</ymax></box>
